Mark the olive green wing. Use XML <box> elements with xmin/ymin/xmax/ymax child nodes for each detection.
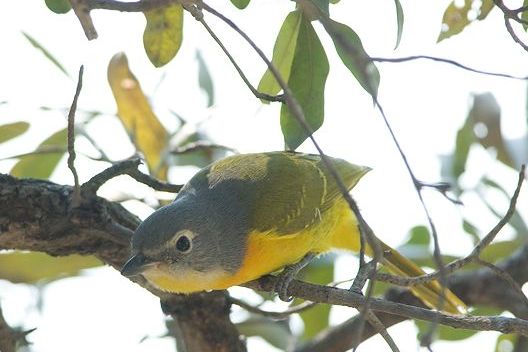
<box><xmin>220</xmin><ymin>152</ymin><xmax>370</xmax><ymax>234</ymax></box>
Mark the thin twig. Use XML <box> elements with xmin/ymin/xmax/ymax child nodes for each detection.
<box><xmin>81</xmin><ymin>157</ymin><xmax>183</xmax><ymax>195</ymax></box>
<box><xmin>376</xmin><ymin>165</ymin><xmax>526</xmax><ymax>287</ymax></box>
<box><xmin>365</xmin><ymin>312</ymin><xmax>400</xmax><ymax>352</ymax></box>
<box><xmin>230</xmin><ymin>297</ymin><xmax>317</xmax><ymax>320</ymax></box>
<box><xmin>493</xmin><ymin>0</ymin><xmax>528</xmax><ymax>52</ymax></box>
<box><xmin>81</xmin><ymin>157</ymin><xmax>142</xmax><ymax>195</ymax></box>
<box><xmin>476</xmin><ymin>258</ymin><xmax>528</xmax><ymax>308</ymax></box>
<box><xmin>195</xmin><ymin>17</ymin><xmax>284</xmax><ymax>103</ymax></box>
<box><xmin>67</xmin><ymin>65</ymin><xmax>84</xmax><ymax>207</ymax></box>
<box><xmin>126</xmin><ymin>168</ymin><xmax>183</xmax><ymax>193</ymax></box>
<box><xmin>371</xmin><ymin>55</ymin><xmax>528</xmax><ymax>80</ymax></box>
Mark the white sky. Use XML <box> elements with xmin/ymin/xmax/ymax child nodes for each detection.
<box><xmin>1</xmin><ymin>0</ymin><xmax>528</xmax><ymax>351</ymax></box>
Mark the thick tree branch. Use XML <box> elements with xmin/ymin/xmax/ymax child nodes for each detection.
<box><xmin>0</xmin><ymin>173</ymin><xmax>244</xmax><ymax>352</ymax></box>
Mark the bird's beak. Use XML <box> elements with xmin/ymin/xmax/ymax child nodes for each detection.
<box><xmin>121</xmin><ymin>254</ymin><xmax>155</xmax><ymax>277</ymax></box>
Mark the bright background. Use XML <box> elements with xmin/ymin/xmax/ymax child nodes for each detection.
<box><xmin>1</xmin><ymin>0</ymin><xmax>527</xmax><ymax>351</ymax></box>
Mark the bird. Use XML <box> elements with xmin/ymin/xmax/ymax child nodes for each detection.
<box><xmin>121</xmin><ymin>151</ymin><xmax>466</xmax><ymax>314</ymax></box>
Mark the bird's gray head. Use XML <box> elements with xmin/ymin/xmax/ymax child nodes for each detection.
<box><xmin>120</xmin><ymin>183</ymin><xmax>251</xmax><ymax>294</ymax></box>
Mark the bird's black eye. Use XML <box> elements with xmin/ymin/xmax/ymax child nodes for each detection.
<box><xmin>176</xmin><ymin>235</ymin><xmax>191</xmax><ymax>253</ymax></box>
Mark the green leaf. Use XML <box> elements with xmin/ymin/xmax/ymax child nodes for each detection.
<box><xmin>310</xmin><ymin>0</ymin><xmax>330</xmax><ymax>16</ymax></box>
<box><xmin>280</xmin><ymin>14</ymin><xmax>329</xmax><ymax>150</ymax></box>
<box><xmin>45</xmin><ymin>0</ymin><xmax>71</xmax><ymax>14</ymax></box>
<box><xmin>10</xmin><ymin>128</ymin><xmax>67</xmax><ymax>179</ymax></box>
<box><xmin>21</xmin><ymin>32</ymin><xmax>70</xmax><ymax>78</ymax></box>
<box><xmin>230</xmin><ymin>0</ymin><xmax>250</xmax><ymax>9</ymax></box>
<box><xmin>0</xmin><ymin>122</ymin><xmax>30</xmax><ymax>144</ymax></box>
<box><xmin>406</xmin><ymin>225</ymin><xmax>430</xmax><ymax>246</ymax></box>
<box><xmin>452</xmin><ymin>118</ymin><xmax>475</xmax><ymax>179</ymax></box>
<box><xmin>462</xmin><ymin>219</ymin><xmax>480</xmax><ymax>245</ymax></box>
<box><xmin>258</xmin><ymin>11</ymin><xmax>302</xmax><ymax>102</ymax></box>
<box><xmin>236</xmin><ymin>317</ymin><xmax>292</xmax><ymax>350</ymax></box>
<box><xmin>0</xmin><ymin>251</ymin><xmax>101</xmax><ymax>284</ymax></box>
<box><xmin>324</xmin><ymin>19</ymin><xmax>380</xmax><ymax>99</ymax></box>
<box><xmin>480</xmin><ymin>240</ymin><xmax>525</xmax><ymax>263</ymax></box>
<box><xmin>393</xmin><ymin>0</ymin><xmax>404</xmax><ymax>49</ymax></box>
<box><xmin>416</xmin><ymin>306</ymin><xmax>501</xmax><ymax>341</ymax></box>
<box><xmin>143</xmin><ymin>4</ymin><xmax>184</xmax><ymax>67</ymax></box>
<box><xmin>196</xmin><ymin>51</ymin><xmax>215</xmax><ymax>107</ymax></box>
<box><xmin>297</xmin><ymin>256</ymin><xmax>333</xmax><ymax>339</ymax></box>
<box><xmin>438</xmin><ymin>0</ymin><xmax>472</xmax><ymax>42</ymax></box>
<box><xmin>438</xmin><ymin>0</ymin><xmax>494</xmax><ymax>42</ymax></box>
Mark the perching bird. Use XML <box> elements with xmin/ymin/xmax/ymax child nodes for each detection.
<box><xmin>121</xmin><ymin>151</ymin><xmax>465</xmax><ymax>314</ymax></box>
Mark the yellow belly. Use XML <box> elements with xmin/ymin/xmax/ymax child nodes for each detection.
<box><xmin>227</xmin><ymin>198</ymin><xmax>361</xmax><ymax>286</ymax></box>
<box><xmin>142</xmin><ymin>199</ymin><xmax>361</xmax><ymax>293</ymax></box>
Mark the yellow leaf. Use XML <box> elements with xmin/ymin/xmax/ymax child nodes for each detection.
<box><xmin>0</xmin><ymin>251</ymin><xmax>101</xmax><ymax>284</ymax></box>
<box><xmin>143</xmin><ymin>4</ymin><xmax>184</xmax><ymax>67</ymax></box>
<box><xmin>107</xmin><ymin>53</ymin><xmax>168</xmax><ymax>179</ymax></box>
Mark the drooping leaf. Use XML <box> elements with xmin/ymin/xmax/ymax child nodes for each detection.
<box><xmin>393</xmin><ymin>0</ymin><xmax>404</xmax><ymax>49</ymax></box>
<box><xmin>10</xmin><ymin>128</ymin><xmax>67</xmax><ymax>179</ymax></box>
<box><xmin>0</xmin><ymin>251</ymin><xmax>101</xmax><ymax>284</ymax></box>
<box><xmin>438</xmin><ymin>0</ymin><xmax>494</xmax><ymax>42</ymax></box>
<box><xmin>21</xmin><ymin>32</ymin><xmax>70</xmax><ymax>78</ymax></box>
<box><xmin>0</xmin><ymin>122</ymin><xmax>30</xmax><ymax>144</ymax></box>
<box><xmin>469</xmin><ymin>93</ymin><xmax>514</xmax><ymax>168</ymax></box>
<box><xmin>480</xmin><ymin>239</ymin><xmax>525</xmax><ymax>263</ymax></box>
<box><xmin>280</xmin><ymin>13</ymin><xmax>329</xmax><ymax>150</ymax></box>
<box><xmin>143</xmin><ymin>4</ymin><xmax>184</xmax><ymax>67</ymax></box>
<box><xmin>107</xmin><ymin>53</ymin><xmax>169</xmax><ymax>179</ymax></box>
<box><xmin>297</xmin><ymin>256</ymin><xmax>333</xmax><ymax>339</ymax></box>
<box><xmin>196</xmin><ymin>51</ymin><xmax>215</xmax><ymax>107</ymax></box>
<box><xmin>324</xmin><ymin>19</ymin><xmax>380</xmax><ymax>99</ymax></box>
<box><xmin>45</xmin><ymin>0</ymin><xmax>71</xmax><ymax>14</ymax></box>
<box><xmin>258</xmin><ymin>11</ymin><xmax>302</xmax><ymax>102</ymax></box>
<box><xmin>416</xmin><ymin>306</ymin><xmax>501</xmax><ymax>341</ymax></box>
<box><xmin>230</xmin><ymin>0</ymin><xmax>250</xmax><ymax>9</ymax></box>
<box><xmin>236</xmin><ymin>317</ymin><xmax>292</xmax><ymax>350</ymax></box>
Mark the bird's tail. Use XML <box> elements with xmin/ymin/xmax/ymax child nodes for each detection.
<box><xmin>329</xmin><ymin>206</ymin><xmax>466</xmax><ymax>314</ymax></box>
<box><xmin>376</xmin><ymin>240</ymin><xmax>466</xmax><ymax>314</ymax></box>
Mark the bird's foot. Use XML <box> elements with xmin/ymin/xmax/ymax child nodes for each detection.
<box><xmin>274</xmin><ymin>253</ymin><xmax>316</xmax><ymax>302</ymax></box>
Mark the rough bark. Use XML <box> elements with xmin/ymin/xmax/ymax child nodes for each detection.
<box><xmin>0</xmin><ymin>174</ymin><xmax>246</xmax><ymax>352</ymax></box>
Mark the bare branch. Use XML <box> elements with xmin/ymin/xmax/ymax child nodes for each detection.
<box><xmin>67</xmin><ymin>65</ymin><xmax>84</xmax><ymax>206</ymax></box>
<box><xmin>230</xmin><ymin>297</ymin><xmax>317</xmax><ymax>320</ymax></box>
<box><xmin>371</xmin><ymin>55</ymin><xmax>528</xmax><ymax>80</ymax></box>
